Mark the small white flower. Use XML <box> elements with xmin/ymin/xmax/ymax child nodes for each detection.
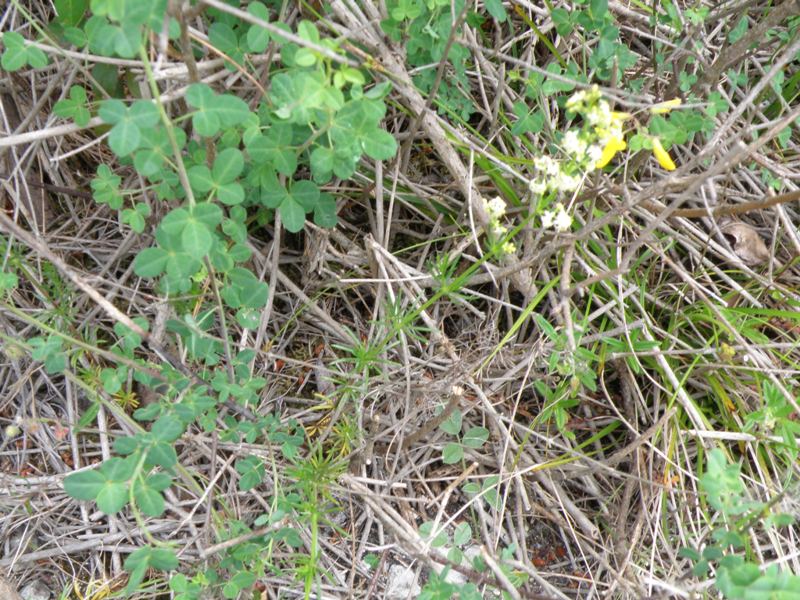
<box><xmin>485</xmin><ymin>196</ymin><xmax>507</xmax><ymax>220</ymax></box>
<box><xmin>541</xmin><ymin>203</ymin><xmax>572</xmax><ymax>232</ymax></box>
<box><xmin>541</xmin><ymin>208</ymin><xmax>556</xmax><ymax>228</ymax></box>
<box><xmin>553</xmin><ymin>171</ymin><xmax>581</xmax><ymax>192</ymax></box>
<box><xmin>553</xmin><ymin>205</ymin><xmax>572</xmax><ymax>232</ymax></box>
<box><xmin>534</xmin><ymin>155</ymin><xmax>560</xmax><ymax>178</ymax></box>
<box><xmin>562</xmin><ymin>130</ymin><xmax>587</xmax><ymax>158</ymax></box>
<box><xmin>609</xmin><ymin>120</ymin><xmax>624</xmax><ymax>139</ymax></box>
<box><xmin>587</xmin><ymin>144</ymin><xmax>602</xmax><ymax>165</ymax></box>
<box><xmin>528</xmin><ymin>178</ymin><xmax>547</xmax><ymax>195</ymax></box>
<box><xmin>566</xmin><ymin>89</ymin><xmax>587</xmax><ymax>110</ymax></box>
<box><xmin>588</xmin><ymin>101</ymin><xmax>614</xmax><ymax>130</ymax></box>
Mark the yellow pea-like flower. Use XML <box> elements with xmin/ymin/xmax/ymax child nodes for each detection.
<box><xmin>596</xmin><ymin>134</ymin><xmax>627</xmax><ymax>168</ymax></box>
<box><xmin>650</xmin><ymin>98</ymin><xmax>682</xmax><ymax>114</ymax></box>
<box><xmin>652</xmin><ymin>137</ymin><xmax>677</xmax><ymax>171</ymax></box>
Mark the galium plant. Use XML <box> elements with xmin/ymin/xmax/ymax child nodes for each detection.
<box><xmin>3</xmin><ymin>0</ymin><xmax>796</xmax><ymax>598</ymax></box>
<box><xmin>527</xmin><ymin>85</ymin><xmax>680</xmax><ymax>235</ymax></box>
<box><xmin>482</xmin><ymin>195</ymin><xmax>518</xmax><ymax>255</ymax></box>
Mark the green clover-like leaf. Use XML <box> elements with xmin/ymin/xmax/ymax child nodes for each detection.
<box><xmin>236</xmin><ymin>456</ymin><xmax>265</xmax><ymax>491</ymax></box>
<box><xmin>1</xmin><ymin>32</ymin><xmax>49</xmax><ymax>71</ymax></box>
<box><xmin>96</xmin><ymin>481</ymin><xmax>129</xmax><ymax>514</ymax></box>
<box><xmin>245</xmin><ymin>124</ymin><xmax>297</xmax><ymax>176</ymax></box>
<box><xmin>290</xmin><ymin>179</ymin><xmax>319</xmax><ymax>211</ymax></box>
<box><xmin>279</xmin><ymin>194</ymin><xmax>305</xmax><ymax>232</ymax></box>
<box><xmin>0</xmin><ymin>272</ymin><xmax>19</xmax><ymax>293</ymax></box>
<box><xmin>186</xmin><ymin>83</ymin><xmax>251</xmax><ymax>136</ymax></box>
<box><xmin>453</xmin><ymin>522</ymin><xmax>472</xmax><ymax>546</ymax></box>
<box><xmin>91</xmin><ymin>164</ymin><xmax>123</xmax><ymax>208</ymax></box>
<box><xmin>462</xmin><ymin>426</ymin><xmax>489</xmax><ymax>449</ymax></box>
<box><xmin>246</xmin><ymin>2</ymin><xmax>270</xmax><ymax>52</ymax></box>
<box><xmin>151</xmin><ymin>414</ymin><xmax>183</xmax><ymax>443</ymax></box>
<box><xmin>361</xmin><ymin>129</ymin><xmax>397</xmax><ymax>160</ymax></box>
<box><xmin>212</xmin><ymin>148</ymin><xmax>244</xmax><ymax>184</ymax></box>
<box><xmin>442</xmin><ymin>443</ymin><xmax>464</xmax><ymax>464</ymax></box>
<box><xmin>440</xmin><ymin>409</ymin><xmax>462</xmax><ymax>435</ymax></box>
<box><xmin>181</xmin><ymin>219</ymin><xmax>213</xmax><ymax>257</ymax></box>
<box><xmin>134</xmin><ymin>247</ymin><xmax>168</xmax><ymax>278</ymax></box>
<box><xmin>191</xmin><ymin>202</ymin><xmax>223</xmax><ymax>228</ymax></box>
<box><xmin>53</xmin><ymin>85</ymin><xmax>91</xmax><ymax>126</ymax></box>
<box><xmin>310</xmin><ymin>145</ymin><xmax>334</xmax><ymax>181</ymax></box>
<box><xmin>208</xmin><ymin>22</ymin><xmax>246</xmax><ymax>70</ymax></box>
<box><xmin>222</xmin><ymin>267</ymin><xmax>269</xmax><ymax>310</ymax></box>
<box><xmin>124</xmin><ymin>546</ymin><xmax>178</xmax><ymax>595</ymax></box>
<box><xmin>111</xmin><ymin>24</ymin><xmax>141</xmax><ymax>58</ymax></box>
<box><xmin>30</xmin><ymin>335</ymin><xmax>66</xmax><ymax>374</ymax></box>
<box><xmin>187</xmin><ymin>164</ymin><xmax>214</xmax><ymax>193</ymax></box>
<box><xmin>100</xmin><ymin>367</ymin><xmax>123</xmax><ymax>394</ymax></box>
<box><xmin>54</xmin><ymin>0</ymin><xmax>89</xmax><ymax>27</ymax></box>
<box><xmin>484</xmin><ymin>0</ymin><xmax>507</xmax><ymax>21</ymax></box>
<box><xmin>98</xmin><ymin>99</ymin><xmax>159</xmax><ymax>157</ymax></box>
<box><xmin>134</xmin><ymin>483</ymin><xmax>165</xmax><ymax>517</ymax></box>
<box><xmin>313</xmin><ymin>193</ymin><xmax>337</xmax><ymax>228</ymax></box>
<box><xmin>64</xmin><ymin>468</ymin><xmax>105</xmax><ymax>500</ymax></box>
<box><xmin>121</xmin><ymin>202</ymin><xmax>150</xmax><ymax>233</ymax></box>
<box><xmin>144</xmin><ymin>439</ymin><xmax>178</xmax><ymax>468</ymax></box>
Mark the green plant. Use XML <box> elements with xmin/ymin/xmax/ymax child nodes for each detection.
<box><xmin>438</xmin><ymin>407</ymin><xmax>490</xmax><ymax>464</ymax></box>
<box><xmin>0</xmin><ymin>0</ymin><xmax>401</xmax><ymax>595</ymax></box>
<box><xmin>419</xmin><ymin>568</ymin><xmax>482</xmax><ymax>600</ymax></box>
<box><xmin>462</xmin><ymin>474</ymin><xmax>502</xmax><ymax>510</ymax></box>
<box><xmin>532</xmin><ymin>312</ymin><xmax>599</xmax><ymax>439</ymax></box>
<box><xmin>680</xmin><ymin>449</ymin><xmax>800</xmax><ymax>598</ymax></box>
<box><xmin>4</xmin><ymin>0</ymin><xmax>798</xmax><ymax>598</ymax></box>
<box><xmin>418</xmin><ymin>521</ymin><xmax>526</xmax><ymax>599</ymax></box>
<box><xmin>382</xmin><ymin>0</ymin><xmax>474</xmax><ymax>121</ymax></box>
<box><xmin>286</xmin><ymin>447</ymin><xmax>348</xmax><ymax>596</ymax></box>
<box><xmin>332</xmin><ymin>326</ymin><xmax>398</xmax><ymax>378</ymax></box>
<box><xmin>744</xmin><ymin>381</ymin><xmax>800</xmax><ymax>465</ymax></box>
<box><xmin>1</xmin><ymin>31</ymin><xmax>48</xmax><ymax>70</ymax></box>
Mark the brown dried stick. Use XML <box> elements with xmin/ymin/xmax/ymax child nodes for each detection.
<box><xmin>641</xmin><ymin>188</ymin><xmax>800</xmax><ymax>219</ymax></box>
<box><xmin>401</xmin><ymin>385</ymin><xmax>464</xmax><ymax>450</ymax></box>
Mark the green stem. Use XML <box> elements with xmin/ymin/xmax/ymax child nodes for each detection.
<box><xmin>138</xmin><ymin>45</ymin><xmax>196</xmax><ymax>207</ymax></box>
<box><xmin>0</xmin><ymin>301</ymin><xmax>161</xmax><ymax>379</ymax></box>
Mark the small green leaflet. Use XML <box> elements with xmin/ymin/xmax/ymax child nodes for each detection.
<box><xmin>186</xmin><ymin>83</ymin><xmax>251</xmax><ymax>136</ymax></box>
<box><xmin>53</xmin><ymin>86</ymin><xmax>91</xmax><ymax>127</ymax></box>
<box><xmin>98</xmin><ymin>99</ymin><xmax>160</xmax><ymax>157</ymax></box>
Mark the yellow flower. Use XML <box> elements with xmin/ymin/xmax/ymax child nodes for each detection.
<box><xmin>501</xmin><ymin>241</ymin><xmax>516</xmax><ymax>254</ymax></box>
<box><xmin>720</xmin><ymin>343</ymin><xmax>736</xmax><ymax>362</ymax></box>
<box><xmin>652</xmin><ymin>137</ymin><xmax>676</xmax><ymax>171</ymax></box>
<box><xmin>596</xmin><ymin>134</ymin><xmax>627</xmax><ymax>168</ymax></box>
<box><xmin>650</xmin><ymin>98</ymin><xmax>682</xmax><ymax>114</ymax></box>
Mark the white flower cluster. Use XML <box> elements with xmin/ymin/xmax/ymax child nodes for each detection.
<box><xmin>562</xmin><ymin>130</ymin><xmax>586</xmax><ymax>156</ymax></box>
<box><xmin>540</xmin><ymin>202</ymin><xmax>572</xmax><ymax>232</ymax></box>
<box><xmin>523</xmin><ymin>86</ymin><xmax>635</xmax><ymax>234</ymax></box>
<box><xmin>565</xmin><ymin>85</ymin><xmax>629</xmax><ymax>170</ymax></box>
<box><xmin>564</xmin><ymin>86</ymin><xmax>600</xmax><ymax>113</ymax></box>
<box><xmin>485</xmin><ymin>195</ymin><xmax>507</xmax><ymax>221</ymax></box>
<box><xmin>481</xmin><ymin>196</ymin><xmax>516</xmax><ymax>255</ymax></box>
<box><xmin>528</xmin><ymin>155</ymin><xmax>582</xmax><ymax>196</ymax></box>
<box><xmin>563</xmin><ymin>129</ymin><xmax>603</xmax><ymax>170</ymax></box>
<box><xmin>526</xmin><ymin>143</ymin><xmax>582</xmax><ymax>233</ymax></box>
